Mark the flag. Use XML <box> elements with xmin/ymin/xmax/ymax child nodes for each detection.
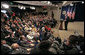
<box><xmin>69</xmin><ymin>7</ymin><xmax>73</xmax><ymax>19</ymax></box>
<box><xmin>67</xmin><ymin>6</ymin><xmax>70</xmax><ymax>17</ymax></box>
<box><xmin>72</xmin><ymin>6</ymin><xmax>76</xmax><ymax>19</ymax></box>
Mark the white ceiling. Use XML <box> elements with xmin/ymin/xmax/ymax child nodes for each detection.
<box><xmin>13</xmin><ymin>1</ymin><xmax>53</xmax><ymax>6</ymax></box>
<box><xmin>13</xmin><ymin>1</ymin><xmax>81</xmax><ymax>7</ymax></box>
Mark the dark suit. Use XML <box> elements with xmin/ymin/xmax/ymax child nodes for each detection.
<box><xmin>1</xmin><ymin>44</ymin><xmax>12</xmax><ymax>54</ymax></box>
<box><xmin>30</xmin><ymin>47</ymin><xmax>54</xmax><ymax>54</ymax></box>
<box><xmin>10</xmin><ymin>47</ymin><xmax>28</xmax><ymax>54</ymax></box>
<box><xmin>65</xmin><ymin>16</ymin><xmax>69</xmax><ymax>30</ymax></box>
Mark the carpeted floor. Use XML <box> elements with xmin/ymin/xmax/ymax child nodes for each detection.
<box><xmin>52</xmin><ymin>21</ymin><xmax>84</xmax><ymax>41</ymax></box>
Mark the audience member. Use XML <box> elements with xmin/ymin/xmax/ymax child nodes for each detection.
<box><xmin>30</xmin><ymin>40</ymin><xmax>54</xmax><ymax>54</ymax></box>
<box><xmin>10</xmin><ymin>43</ymin><xmax>28</xmax><ymax>54</ymax></box>
<box><xmin>1</xmin><ymin>40</ymin><xmax>12</xmax><ymax>54</ymax></box>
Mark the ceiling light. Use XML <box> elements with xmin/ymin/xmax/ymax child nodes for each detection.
<box><xmin>1</xmin><ymin>10</ymin><xmax>7</xmax><ymax>13</ymax></box>
<box><xmin>82</xmin><ymin>1</ymin><xmax>84</xmax><ymax>4</ymax></box>
<box><xmin>20</xmin><ymin>6</ymin><xmax>23</xmax><ymax>9</ymax></box>
<box><xmin>70</xmin><ymin>3</ymin><xmax>73</xmax><ymax>6</ymax></box>
<box><xmin>2</xmin><ymin>4</ymin><xmax>9</xmax><ymax>9</ymax></box>
<box><xmin>23</xmin><ymin>7</ymin><xmax>26</xmax><ymax>10</ymax></box>
<box><xmin>18</xmin><ymin>5</ymin><xmax>26</xmax><ymax>10</ymax></box>
<box><xmin>47</xmin><ymin>1</ymin><xmax>51</xmax><ymax>4</ymax></box>
<box><xmin>30</xmin><ymin>7</ymin><xmax>35</xmax><ymax>10</ymax></box>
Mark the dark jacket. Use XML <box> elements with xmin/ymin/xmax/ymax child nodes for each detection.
<box><xmin>30</xmin><ymin>48</ymin><xmax>54</xmax><ymax>54</ymax></box>
<box><xmin>1</xmin><ymin>45</ymin><xmax>12</xmax><ymax>54</ymax></box>
<box><xmin>62</xmin><ymin>43</ymin><xmax>79</xmax><ymax>54</ymax></box>
<box><xmin>10</xmin><ymin>47</ymin><xmax>28</xmax><ymax>54</ymax></box>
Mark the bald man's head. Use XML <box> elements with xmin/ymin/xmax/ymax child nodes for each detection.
<box><xmin>11</xmin><ymin>43</ymin><xmax>19</xmax><ymax>49</ymax></box>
